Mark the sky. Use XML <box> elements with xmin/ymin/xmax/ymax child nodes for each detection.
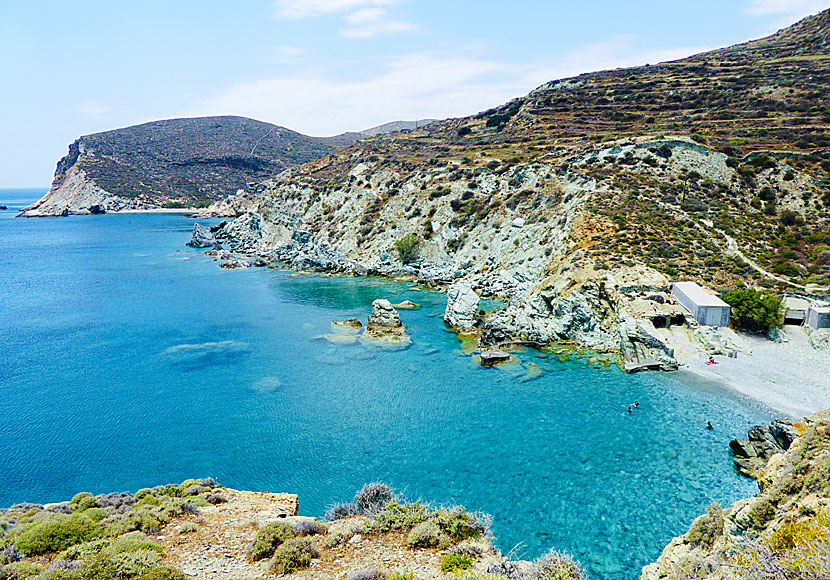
<box><xmin>1</xmin><ymin>0</ymin><xmax>829</xmax><ymax>186</ymax></box>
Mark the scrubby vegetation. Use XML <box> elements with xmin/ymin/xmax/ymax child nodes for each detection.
<box><xmin>0</xmin><ymin>479</ymin><xmax>222</xmax><ymax>580</ymax></box>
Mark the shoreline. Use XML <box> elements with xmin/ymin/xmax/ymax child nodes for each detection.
<box><xmin>677</xmin><ymin>326</ymin><xmax>830</xmax><ymax>419</ymax></box>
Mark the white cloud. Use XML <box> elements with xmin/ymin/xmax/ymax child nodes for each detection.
<box><xmin>75</xmin><ymin>101</ymin><xmax>112</xmax><ymax>116</ymax></box>
<box><xmin>341</xmin><ymin>7</ymin><xmax>417</xmax><ymax>38</ymax></box>
<box><xmin>274</xmin><ymin>0</ymin><xmax>399</xmax><ymax>20</ymax></box>
<box><xmin>186</xmin><ymin>38</ymin><xmax>714</xmax><ymax>137</ymax></box>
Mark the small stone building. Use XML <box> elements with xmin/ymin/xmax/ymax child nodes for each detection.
<box><xmin>671</xmin><ymin>282</ymin><xmax>731</xmax><ymax>327</ymax></box>
<box><xmin>807</xmin><ymin>304</ymin><xmax>830</xmax><ymax>329</ymax></box>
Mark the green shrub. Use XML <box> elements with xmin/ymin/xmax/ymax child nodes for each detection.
<box><xmin>270</xmin><ymin>537</ymin><xmax>320</xmax><ymax>574</ymax></box>
<box><xmin>135</xmin><ymin>567</ymin><xmax>187</xmax><ymax>580</ymax></box>
<box><xmin>247</xmin><ymin>522</ymin><xmax>294</xmax><ymax>562</ymax></box>
<box><xmin>387</xmin><ymin>573</ymin><xmax>414</xmax><ymax>580</ymax></box>
<box><xmin>370</xmin><ymin>501</ymin><xmax>429</xmax><ymax>532</ymax></box>
<box><xmin>722</xmin><ymin>289</ymin><xmax>781</xmax><ymax>333</ymax></box>
<box><xmin>71</xmin><ymin>493</ymin><xmax>98</xmax><ymax>511</ymax></box>
<box><xmin>394</xmin><ymin>234</ymin><xmax>420</xmax><ymax>264</ymax></box>
<box><xmin>1</xmin><ymin>561</ymin><xmax>44</xmax><ymax>579</ymax></box>
<box><xmin>433</xmin><ymin>507</ymin><xmax>485</xmax><ymax>541</ymax></box>
<box><xmin>406</xmin><ymin>521</ymin><xmax>447</xmax><ymax>548</ymax></box>
<box><xmin>534</xmin><ymin>549</ymin><xmax>586</xmax><ymax>580</ymax></box>
<box><xmin>686</xmin><ymin>503</ymin><xmax>724</xmax><ymax>549</ymax></box>
<box><xmin>441</xmin><ymin>554</ymin><xmax>473</xmax><ymax>573</ymax></box>
<box><xmin>15</xmin><ymin>514</ymin><xmax>101</xmax><ymax>556</ymax></box>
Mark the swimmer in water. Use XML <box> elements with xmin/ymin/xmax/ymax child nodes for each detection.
<box><xmin>628</xmin><ymin>406</ymin><xmax>632</xmax><ymax>414</ymax></box>
<box><xmin>706</xmin><ymin>421</ymin><xmax>713</xmax><ymax>430</ymax></box>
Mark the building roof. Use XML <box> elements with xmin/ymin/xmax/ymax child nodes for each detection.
<box><xmin>672</xmin><ymin>282</ymin><xmax>730</xmax><ymax>308</ymax></box>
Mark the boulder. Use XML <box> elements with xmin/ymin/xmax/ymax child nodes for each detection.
<box><xmin>0</xmin><ymin>205</ymin><xmax>7</xmax><ymax>210</ymax></box>
<box><xmin>187</xmin><ymin>223</ymin><xmax>220</xmax><ymax>248</ymax></box>
<box><xmin>392</xmin><ymin>300</ymin><xmax>420</xmax><ymax>310</ymax></box>
<box><xmin>333</xmin><ymin>319</ymin><xmax>363</xmax><ymax>330</ymax></box>
<box><xmin>365</xmin><ymin>299</ymin><xmax>411</xmax><ymax>345</ymax></box>
<box><xmin>444</xmin><ymin>280</ymin><xmax>480</xmax><ymax>331</ymax></box>
<box><xmin>479</xmin><ymin>350</ymin><xmax>511</xmax><ymax>367</ymax></box>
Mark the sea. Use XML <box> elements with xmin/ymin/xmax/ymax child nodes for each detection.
<box><xmin>0</xmin><ymin>188</ymin><xmax>774</xmax><ymax>579</ymax></box>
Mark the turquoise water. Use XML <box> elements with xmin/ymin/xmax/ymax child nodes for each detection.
<box><xmin>0</xmin><ymin>188</ymin><xmax>772</xmax><ymax>579</ymax></box>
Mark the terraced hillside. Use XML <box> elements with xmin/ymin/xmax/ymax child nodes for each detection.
<box><xmin>226</xmin><ymin>9</ymin><xmax>830</xmax><ymax>291</ymax></box>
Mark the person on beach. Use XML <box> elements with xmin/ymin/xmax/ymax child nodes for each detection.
<box><xmin>709</xmin><ymin>356</ymin><xmax>715</xmax><ymax>364</ymax></box>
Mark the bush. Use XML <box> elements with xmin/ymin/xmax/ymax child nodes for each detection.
<box><xmin>324</xmin><ymin>502</ymin><xmax>358</xmax><ymax>521</ymax></box>
<box><xmin>394</xmin><ymin>235</ymin><xmax>420</xmax><ymax>265</ymax></box>
<box><xmin>15</xmin><ymin>514</ymin><xmax>101</xmax><ymax>556</ymax></box>
<box><xmin>247</xmin><ymin>522</ymin><xmax>294</xmax><ymax>562</ymax></box>
<box><xmin>135</xmin><ymin>567</ymin><xmax>187</xmax><ymax>580</ymax></box>
<box><xmin>433</xmin><ymin>507</ymin><xmax>486</xmax><ymax>541</ymax></box>
<box><xmin>406</xmin><ymin>521</ymin><xmax>447</xmax><ymax>548</ymax></box>
<box><xmin>722</xmin><ymin>289</ymin><xmax>781</xmax><ymax>334</ymax></box>
<box><xmin>441</xmin><ymin>554</ymin><xmax>473</xmax><ymax>573</ymax></box>
<box><xmin>369</xmin><ymin>501</ymin><xmax>429</xmax><ymax>532</ymax></box>
<box><xmin>457</xmin><ymin>127</ymin><xmax>472</xmax><ymax>137</ymax></box>
<box><xmin>686</xmin><ymin>503</ymin><xmax>724</xmax><ymax>549</ymax></box>
<box><xmin>71</xmin><ymin>493</ymin><xmax>98</xmax><ymax>511</ymax></box>
<box><xmin>534</xmin><ymin>549</ymin><xmax>586</xmax><ymax>580</ymax></box>
<box><xmin>355</xmin><ymin>483</ymin><xmax>393</xmax><ymax>514</ymax></box>
<box><xmin>270</xmin><ymin>537</ymin><xmax>320</xmax><ymax>574</ymax></box>
<box><xmin>292</xmin><ymin>520</ymin><xmax>327</xmax><ymax>537</ymax></box>
<box><xmin>387</xmin><ymin>573</ymin><xmax>414</xmax><ymax>580</ymax></box>
<box><xmin>1</xmin><ymin>561</ymin><xmax>44</xmax><ymax>579</ymax></box>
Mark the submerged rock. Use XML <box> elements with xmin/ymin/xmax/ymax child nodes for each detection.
<box><xmin>187</xmin><ymin>223</ymin><xmax>220</xmax><ymax>248</ymax></box>
<box><xmin>479</xmin><ymin>350</ymin><xmax>511</xmax><ymax>366</ymax></box>
<box><xmin>333</xmin><ymin>319</ymin><xmax>363</xmax><ymax>332</ymax></box>
<box><xmin>392</xmin><ymin>300</ymin><xmax>420</xmax><ymax>310</ymax></box>
<box><xmin>444</xmin><ymin>281</ymin><xmax>480</xmax><ymax>331</ymax></box>
<box><xmin>364</xmin><ymin>299</ymin><xmax>411</xmax><ymax>346</ymax></box>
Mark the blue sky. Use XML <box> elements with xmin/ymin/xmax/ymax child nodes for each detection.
<box><xmin>1</xmin><ymin>0</ymin><xmax>828</xmax><ymax>186</ymax></box>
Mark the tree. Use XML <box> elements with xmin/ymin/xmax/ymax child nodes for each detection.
<box><xmin>394</xmin><ymin>234</ymin><xmax>420</xmax><ymax>264</ymax></box>
<box><xmin>722</xmin><ymin>289</ymin><xmax>781</xmax><ymax>334</ymax></box>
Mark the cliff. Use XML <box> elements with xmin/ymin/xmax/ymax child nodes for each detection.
<box><xmin>20</xmin><ymin>116</ymin><xmax>350</xmax><ymax>217</ymax></box>
<box><xmin>641</xmin><ymin>411</ymin><xmax>830</xmax><ymax>580</ymax></box>
<box><xmin>212</xmin><ymin>10</ymin><xmax>830</xmax><ymax>365</ymax></box>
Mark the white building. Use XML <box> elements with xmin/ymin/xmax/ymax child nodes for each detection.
<box><xmin>671</xmin><ymin>282</ymin><xmax>731</xmax><ymax>327</ymax></box>
<box><xmin>807</xmin><ymin>304</ymin><xmax>830</xmax><ymax>329</ymax></box>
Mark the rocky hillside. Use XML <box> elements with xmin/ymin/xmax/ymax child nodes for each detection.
<box><xmin>642</xmin><ymin>410</ymin><xmax>830</xmax><ymax>580</ymax></box>
<box><xmin>20</xmin><ymin>116</ymin><xmax>354</xmax><ymax>217</ymax></box>
<box><xmin>210</xmin><ymin>10</ymin><xmax>830</xmax><ymax>366</ymax></box>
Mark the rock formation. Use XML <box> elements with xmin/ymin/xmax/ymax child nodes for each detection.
<box><xmin>444</xmin><ymin>281</ymin><xmax>480</xmax><ymax>331</ymax></box>
<box><xmin>641</xmin><ymin>411</ymin><xmax>830</xmax><ymax>580</ymax></box>
<box><xmin>364</xmin><ymin>299</ymin><xmax>411</xmax><ymax>346</ymax></box>
<box><xmin>186</xmin><ymin>223</ymin><xmax>220</xmax><ymax>249</ymax></box>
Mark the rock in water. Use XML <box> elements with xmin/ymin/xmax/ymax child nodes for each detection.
<box><xmin>479</xmin><ymin>350</ymin><xmax>511</xmax><ymax>367</ymax></box>
<box><xmin>392</xmin><ymin>300</ymin><xmax>421</xmax><ymax>310</ymax></box>
<box><xmin>187</xmin><ymin>223</ymin><xmax>219</xmax><ymax>248</ymax></box>
<box><xmin>365</xmin><ymin>299</ymin><xmax>411</xmax><ymax>346</ymax></box>
<box><xmin>444</xmin><ymin>281</ymin><xmax>480</xmax><ymax>331</ymax></box>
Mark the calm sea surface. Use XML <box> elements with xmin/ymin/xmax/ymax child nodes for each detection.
<box><xmin>0</xmin><ymin>188</ymin><xmax>773</xmax><ymax>579</ymax></box>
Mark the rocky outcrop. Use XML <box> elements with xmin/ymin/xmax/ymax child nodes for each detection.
<box><xmin>364</xmin><ymin>299</ymin><xmax>411</xmax><ymax>346</ymax></box>
<box><xmin>729</xmin><ymin>420</ymin><xmax>797</xmax><ymax>477</ymax></box>
<box><xmin>641</xmin><ymin>411</ymin><xmax>830</xmax><ymax>580</ymax></box>
<box><xmin>444</xmin><ymin>281</ymin><xmax>480</xmax><ymax>331</ymax></box>
<box><xmin>479</xmin><ymin>350</ymin><xmax>511</xmax><ymax>367</ymax></box>
<box><xmin>187</xmin><ymin>223</ymin><xmax>220</xmax><ymax>248</ymax></box>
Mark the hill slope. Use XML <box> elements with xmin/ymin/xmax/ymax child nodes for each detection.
<box><xmin>20</xmin><ymin>116</ymin><xmax>351</xmax><ymax>217</ymax></box>
<box><xmin>214</xmin><ymin>10</ymin><xmax>830</xmax><ymax>365</ymax></box>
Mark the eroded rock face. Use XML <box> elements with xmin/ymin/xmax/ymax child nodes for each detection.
<box><xmin>365</xmin><ymin>299</ymin><xmax>411</xmax><ymax>346</ymax></box>
<box><xmin>187</xmin><ymin>223</ymin><xmax>220</xmax><ymax>248</ymax></box>
<box><xmin>729</xmin><ymin>420</ymin><xmax>797</xmax><ymax>477</ymax></box>
<box><xmin>444</xmin><ymin>281</ymin><xmax>480</xmax><ymax>331</ymax></box>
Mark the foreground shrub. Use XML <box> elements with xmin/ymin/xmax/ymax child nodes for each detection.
<box><xmin>722</xmin><ymin>289</ymin><xmax>781</xmax><ymax>334</ymax></box>
<box><xmin>407</xmin><ymin>521</ymin><xmax>447</xmax><ymax>548</ymax></box>
<box><xmin>270</xmin><ymin>537</ymin><xmax>320</xmax><ymax>574</ymax></box>
<box><xmin>687</xmin><ymin>504</ymin><xmax>724</xmax><ymax>549</ymax></box>
<box><xmin>15</xmin><ymin>514</ymin><xmax>101</xmax><ymax>555</ymax></box>
<box><xmin>387</xmin><ymin>573</ymin><xmax>414</xmax><ymax>580</ymax></box>
<box><xmin>355</xmin><ymin>483</ymin><xmax>393</xmax><ymax>514</ymax></box>
<box><xmin>247</xmin><ymin>522</ymin><xmax>294</xmax><ymax>562</ymax></box>
<box><xmin>347</xmin><ymin>569</ymin><xmax>386</xmax><ymax>580</ymax></box>
<box><xmin>323</xmin><ymin>502</ymin><xmax>358</xmax><ymax>521</ymax></box>
<box><xmin>0</xmin><ymin>561</ymin><xmax>43</xmax><ymax>579</ymax></box>
<box><xmin>369</xmin><ymin>501</ymin><xmax>429</xmax><ymax>533</ymax></box>
<box><xmin>441</xmin><ymin>554</ymin><xmax>473</xmax><ymax>573</ymax></box>
<box><xmin>291</xmin><ymin>520</ymin><xmax>327</xmax><ymax>537</ymax></box>
<box><xmin>534</xmin><ymin>549</ymin><xmax>586</xmax><ymax>580</ymax></box>
<box><xmin>135</xmin><ymin>567</ymin><xmax>187</xmax><ymax>580</ymax></box>
<box><xmin>394</xmin><ymin>234</ymin><xmax>420</xmax><ymax>265</ymax></box>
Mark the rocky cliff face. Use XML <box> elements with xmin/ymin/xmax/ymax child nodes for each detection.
<box><xmin>213</xmin><ymin>10</ymin><xmax>830</xmax><ymax>362</ymax></box>
<box><xmin>21</xmin><ymin>116</ymin><xmax>350</xmax><ymax>217</ymax></box>
<box><xmin>641</xmin><ymin>411</ymin><xmax>830</xmax><ymax>580</ymax></box>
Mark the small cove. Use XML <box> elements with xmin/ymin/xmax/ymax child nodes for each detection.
<box><xmin>0</xmin><ymin>189</ymin><xmax>774</xmax><ymax>579</ymax></box>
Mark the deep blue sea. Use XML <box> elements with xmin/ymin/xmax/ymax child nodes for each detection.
<box><xmin>0</xmin><ymin>188</ymin><xmax>773</xmax><ymax>579</ymax></box>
